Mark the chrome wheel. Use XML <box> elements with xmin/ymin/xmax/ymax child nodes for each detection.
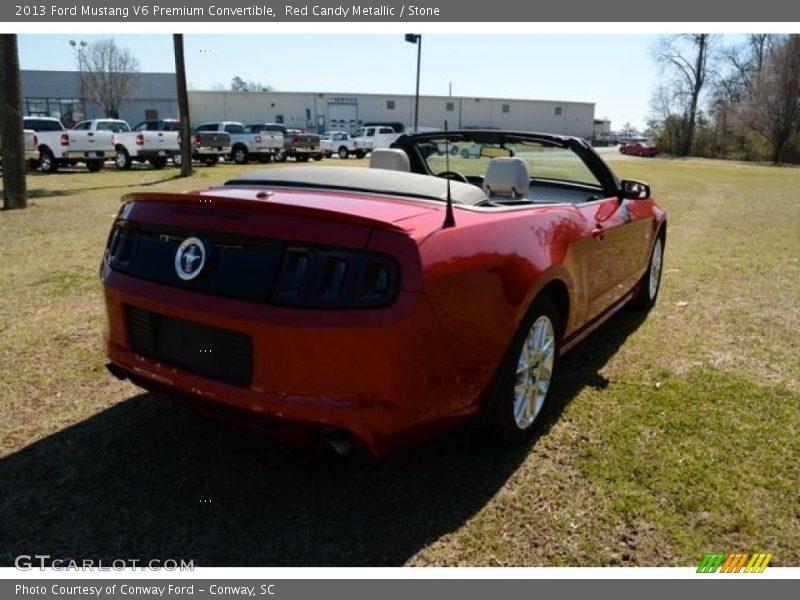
<box><xmin>649</xmin><ymin>238</ymin><xmax>663</xmax><ymax>301</ymax></box>
<box><xmin>512</xmin><ymin>315</ymin><xmax>556</xmax><ymax>430</ymax></box>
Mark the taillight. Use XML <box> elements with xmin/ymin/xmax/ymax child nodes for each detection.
<box><xmin>255</xmin><ymin>135</ymin><xmax>262</xmax><ymax>143</ymax></box>
<box><xmin>33</xmin><ymin>134</ymin><xmax>38</xmax><ymax>147</ymax></box>
<box><xmin>60</xmin><ymin>133</ymin><xmax>69</xmax><ymax>146</ymax></box>
<box><xmin>271</xmin><ymin>245</ymin><xmax>399</xmax><ymax>309</ymax></box>
<box><xmin>292</xmin><ymin>138</ymin><xmax>298</xmax><ymax>147</ymax></box>
<box><xmin>194</xmin><ymin>134</ymin><xmax>202</xmax><ymax>146</ymax></box>
<box><xmin>135</xmin><ymin>133</ymin><xmax>144</xmax><ymax>145</ymax></box>
<box><xmin>177</xmin><ymin>134</ymin><xmax>181</xmax><ymax>144</ymax></box>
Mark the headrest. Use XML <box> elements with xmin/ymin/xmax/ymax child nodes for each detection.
<box><xmin>369</xmin><ymin>148</ymin><xmax>411</xmax><ymax>172</ymax></box>
<box><xmin>482</xmin><ymin>157</ymin><xmax>530</xmax><ymax>197</ymax></box>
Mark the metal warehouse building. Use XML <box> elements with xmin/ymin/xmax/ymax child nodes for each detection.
<box><xmin>188</xmin><ymin>91</ymin><xmax>595</xmax><ymax>139</ymax></box>
<box><xmin>19</xmin><ymin>70</ymin><xmax>596</xmax><ymax>139</ymax></box>
<box><xmin>20</xmin><ymin>70</ymin><xmax>179</xmax><ymax>127</ymax></box>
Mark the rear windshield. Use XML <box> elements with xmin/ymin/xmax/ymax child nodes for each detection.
<box><xmin>96</xmin><ymin>121</ymin><xmax>130</xmax><ymax>133</ymax></box>
<box><xmin>23</xmin><ymin>118</ymin><xmax>64</xmax><ymax>132</ymax></box>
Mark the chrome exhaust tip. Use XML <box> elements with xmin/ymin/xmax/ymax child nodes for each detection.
<box><xmin>321</xmin><ymin>430</ymin><xmax>355</xmax><ymax>456</ymax></box>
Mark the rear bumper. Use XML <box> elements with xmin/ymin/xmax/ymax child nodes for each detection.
<box><xmin>193</xmin><ymin>146</ymin><xmax>231</xmax><ymax>156</ymax></box>
<box><xmin>102</xmin><ymin>270</ymin><xmax>468</xmax><ymax>456</ymax></box>
<box><xmin>63</xmin><ymin>150</ymin><xmax>112</xmax><ymax>159</ymax></box>
<box><xmin>134</xmin><ymin>148</ymin><xmax>177</xmax><ymax>159</ymax></box>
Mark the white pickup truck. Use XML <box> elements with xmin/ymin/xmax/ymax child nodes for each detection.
<box><xmin>349</xmin><ymin>125</ymin><xmax>401</xmax><ymax>157</ymax></box>
<box><xmin>320</xmin><ymin>131</ymin><xmax>360</xmax><ymax>159</ymax></box>
<box><xmin>0</xmin><ymin>129</ymin><xmax>39</xmax><ymax>167</ymax></box>
<box><xmin>194</xmin><ymin>121</ymin><xmax>283</xmax><ymax>164</ymax></box>
<box><xmin>73</xmin><ymin>119</ymin><xmax>179</xmax><ymax>170</ymax></box>
<box><xmin>23</xmin><ymin>116</ymin><xmax>114</xmax><ymax>173</ymax></box>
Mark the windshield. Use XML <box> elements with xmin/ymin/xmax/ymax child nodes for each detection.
<box><xmin>421</xmin><ymin>137</ymin><xmax>602</xmax><ymax>188</ymax></box>
<box><xmin>97</xmin><ymin>121</ymin><xmax>130</xmax><ymax>133</ymax></box>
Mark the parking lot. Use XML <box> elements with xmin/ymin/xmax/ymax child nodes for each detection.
<box><xmin>1</xmin><ymin>155</ymin><xmax>798</xmax><ymax>566</ymax></box>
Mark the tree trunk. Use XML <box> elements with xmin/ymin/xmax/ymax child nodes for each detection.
<box><xmin>0</xmin><ymin>34</ymin><xmax>27</xmax><ymax>210</ymax></box>
<box><xmin>681</xmin><ymin>34</ymin><xmax>708</xmax><ymax>157</ymax></box>
<box><xmin>173</xmin><ymin>34</ymin><xmax>193</xmax><ymax>178</ymax></box>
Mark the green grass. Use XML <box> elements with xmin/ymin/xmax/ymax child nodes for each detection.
<box><xmin>0</xmin><ymin>155</ymin><xmax>798</xmax><ymax>566</ymax></box>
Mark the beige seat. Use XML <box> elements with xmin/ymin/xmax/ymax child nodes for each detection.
<box><xmin>482</xmin><ymin>157</ymin><xmax>530</xmax><ymax>199</ymax></box>
<box><xmin>369</xmin><ymin>148</ymin><xmax>411</xmax><ymax>172</ymax></box>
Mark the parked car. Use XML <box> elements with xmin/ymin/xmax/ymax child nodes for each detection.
<box><xmin>0</xmin><ymin>129</ymin><xmax>39</xmax><ymax>167</ymax></box>
<box><xmin>23</xmin><ymin>116</ymin><xmax>113</xmax><ymax>173</ymax></box>
<box><xmin>194</xmin><ymin>121</ymin><xmax>283</xmax><ymax>164</ymax></box>
<box><xmin>320</xmin><ymin>131</ymin><xmax>358</xmax><ymax>159</ymax></box>
<box><xmin>247</xmin><ymin>124</ymin><xmax>322</xmax><ymax>162</ymax></box>
<box><xmin>140</xmin><ymin>119</ymin><xmax>231</xmax><ymax>166</ymax></box>
<box><xmin>101</xmin><ymin>130</ymin><xmax>666</xmax><ymax>457</ymax></box>
<box><xmin>73</xmin><ymin>119</ymin><xmax>178</xmax><ymax>170</ymax></box>
<box><xmin>619</xmin><ymin>141</ymin><xmax>659</xmax><ymax>157</ymax></box>
<box><xmin>350</xmin><ymin>125</ymin><xmax>401</xmax><ymax>157</ymax></box>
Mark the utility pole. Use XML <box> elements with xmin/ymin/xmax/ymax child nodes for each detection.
<box><xmin>405</xmin><ymin>34</ymin><xmax>422</xmax><ymax>132</ymax></box>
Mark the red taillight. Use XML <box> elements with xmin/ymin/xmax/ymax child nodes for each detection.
<box><xmin>177</xmin><ymin>134</ymin><xmax>181</xmax><ymax>144</ymax></box>
<box><xmin>33</xmin><ymin>134</ymin><xmax>38</xmax><ymax>147</ymax></box>
<box><xmin>135</xmin><ymin>133</ymin><xmax>144</xmax><ymax>146</ymax></box>
<box><xmin>292</xmin><ymin>138</ymin><xmax>298</xmax><ymax>147</ymax></box>
<box><xmin>194</xmin><ymin>134</ymin><xmax>202</xmax><ymax>146</ymax></box>
<box><xmin>60</xmin><ymin>133</ymin><xmax>69</xmax><ymax>147</ymax></box>
<box><xmin>255</xmin><ymin>135</ymin><xmax>262</xmax><ymax>143</ymax></box>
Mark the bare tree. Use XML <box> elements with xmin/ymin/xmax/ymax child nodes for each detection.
<box><xmin>173</xmin><ymin>34</ymin><xmax>193</xmax><ymax>178</ymax></box>
<box><xmin>0</xmin><ymin>34</ymin><xmax>27</xmax><ymax>210</ymax></box>
<box><xmin>230</xmin><ymin>76</ymin><xmax>273</xmax><ymax>92</ymax></box>
<box><xmin>744</xmin><ymin>35</ymin><xmax>800</xmax><ymax>164</ymax></box>
<box><xmin>78</xmin><ymin>38</ymin><xmax>140</xmax><ymax>118</ymax></box>
<box><xmin>655</xmin><ymin>34</ymin><xmax>713</xmax><ymax>156</ymax></box>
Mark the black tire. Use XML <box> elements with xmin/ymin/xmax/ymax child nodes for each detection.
<box><xmin>39</xmin><ymin>149</ymin><xmax>58</xmax><ymax>173</ymax></box>
<box><xmin>338</xmin><ymin>146</ymin><xmax>349</xmax><ymax>159</ymax></box>
<box><xmin>276</xmin><ymin>151</ymin><xmax>288</xmax><ymax>163</ymax></box>
<box><xmin>631</xmin><ymin>232</ymin><xmax>665</xmax><ymax>310</ymax></box>
<box><xmin>460</xmin><ymin>148</ymin><xmax>470</xmax><ymax>158</ymax></box>
<box><xmin>314</xmin><ymin>154</ymin><xmax>324</xmax><ymax>161</ymax></box>
<box><xmin>232</xmin><ymin>145</ymin><xmax>249</xmax><ymax>164</ymax></box>
<box><xmin>486</xmin><ymin>295</ymin><xmax>561</xmax><ymax>447</ymax></box>
<box><xmin>202</xmin><ymin>156</ymin><xmax>219</xmax><ymax>166</ymax></box>
<box><xmin>354</xmin><ymin>150</ymin><xmax>365</xmax><ymax>159</ymax></box>
<box><xmin>257</xmin><ymin>154</ymin><xmax>272</xmax><ymax>164</ymax></box>
<box><xmin>295</xmin><ymin>155</ymin><xmax>309</xmax><ymax>162</ymax></box>
<box><xmin>27</xmin><ymin>159</ymin><xmax>40</xmax><ymax>170</ymax></box>
<box><xmin>150</xmin><ymin>157</ymin><xmax>168</xmax><ymax>169</ymax></box>
<box><xmin>114</xmin><ymin>148</ymin><xmax>132</xmax><ymax>170</ymax></box>
<box><xmin>86</xmin><ymin>159</ymin><xmax>104</xmax><ymax>172</ymax></box>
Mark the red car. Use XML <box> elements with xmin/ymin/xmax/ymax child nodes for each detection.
<box><xmin>101</xmin><ymin>130</ymin><xmax>666</xmax><ymax>456</ymax></box>
<box><xmin>619</xmin><ymin>141</ymin><xmax>659</xmax><ymax>157</ymax></box>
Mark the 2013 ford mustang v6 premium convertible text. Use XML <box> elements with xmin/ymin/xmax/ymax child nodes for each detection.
<box><xmin>101</xmin><ymin>130</ymin><xmax>666</xmax><ymax>456</ymax></box>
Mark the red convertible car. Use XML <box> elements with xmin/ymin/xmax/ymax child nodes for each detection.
<box><xmin>101</xmin><ymin>130</ymin><xmax>666</xmax><ymax>456</ymax></box>
<box><xmin>619</xmin><ymin>141</ymin><xmax>659</xmax><ymax>157</ymax></box>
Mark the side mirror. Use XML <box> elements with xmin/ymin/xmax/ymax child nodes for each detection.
<box><xmin>620</xmin><ymin>179</ymin><xmax>651</xmax><ymax>200</ymax></box>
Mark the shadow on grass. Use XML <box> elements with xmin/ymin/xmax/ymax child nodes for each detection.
<box><xmin>24</xmin><ymin>171</ymin><xmax>185</xmax><ymax>199</ymax></box>
<box><xmin>0</xmin><ymin>309</ymin><xmax>646</xmax><ymax>566</ymax></box>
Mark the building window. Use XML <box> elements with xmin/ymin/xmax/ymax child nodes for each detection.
<box><xmin>446</xmin><ymin>102</ymin><xmax>454</xmax><ymax>112</ymax></box>
<box><xmin>387</xmin><ymin>100</ymin><xmax>396</xmax><ymax>110</ymax></box>
<box><xmin>502</xmin><ymin>104</ymin><xmax>510</xmax><ymax>114</ymax></box>
<box><xmin>554</xmin><ymin>106</ymin><xmax>563</xmax><ymax>116</ymax></box>
<box><xmin>145</xmin><ymin>109</ymin><xmax>158</xmax><ymax>121</ymax></box>
<box><xmin>275</xmin><ymin>114</ymin><xmax>284</xmax><ymax>124</ymax></box>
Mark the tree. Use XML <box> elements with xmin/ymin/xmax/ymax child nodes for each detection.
<box><xmin>230</xmin><ymin>76</ymin><xmax>272</xmax><ymax>92</ymax></box>
<box><xmin>173</xmin><ymin>34</ymin><xmax>193</xmax><ymax>178</ymax></box>
<box><xmin>744</xmin><ymin>35</ymin><xmax>800</xmax><ymax>164</ymax></box>
<box><xmin>0</xmin><ymin>34</ymin><xmax>27</xmax><ymax>210</ymax></box>
<box><xmin>654</xmin><ymin>34</ymin><xmax>713</xmax><ymax>156</ymax></box>
<box><xmin>78</xmin><ymin>38</ymin><xmax>140</xmax><ymax>118</ymax></box>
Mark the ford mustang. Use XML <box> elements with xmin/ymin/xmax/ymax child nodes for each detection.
<box><xmin>101</xmin><ymin>130</ymin><xmax>666</xmax><ymax>456</ymax></box>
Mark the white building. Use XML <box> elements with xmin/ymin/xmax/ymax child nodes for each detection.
<box><xmin>187</xmin><ymin>90</ymin><xmax>596</xmax><ymax>139</ymax></box>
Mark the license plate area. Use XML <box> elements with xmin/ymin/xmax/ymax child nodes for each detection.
<box><xmin>125</xmin><ymin>305</ymin><xmax>253</xmax><ymax>387</ymax></box>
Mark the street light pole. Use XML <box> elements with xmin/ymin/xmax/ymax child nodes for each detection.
<box><xmin>405</xmin><ymin>34</ymin><xmax>421</xmax><ymax>132</ymax></box>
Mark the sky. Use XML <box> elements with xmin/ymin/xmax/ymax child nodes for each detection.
<box><xmin>16</xmin><ymin>34</ymin><xmax>709</xmax><ymax>131</ymax></box>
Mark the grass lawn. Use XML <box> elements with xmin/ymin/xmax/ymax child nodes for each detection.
<box><xmin>0</xmin><ymin>156</ymin><xmax>798</xmax><ymax>566</ymax></box>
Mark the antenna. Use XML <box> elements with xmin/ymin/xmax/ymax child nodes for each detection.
<box><xmin>442</xmin><ymin>120</ymin><xmax>456</xmax><ymax>229</ymax></box>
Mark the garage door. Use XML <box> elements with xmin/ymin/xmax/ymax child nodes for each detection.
<box><xmin>327</xmin><ymin>103</ymin><xmax>358</xmax><ymax>133</ymax></box>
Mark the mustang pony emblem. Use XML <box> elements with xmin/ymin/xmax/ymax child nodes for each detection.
<box><xmin>175</xmin><ymin>237</ymin><xmax>207</xmax><ymax>281</ymax></box>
